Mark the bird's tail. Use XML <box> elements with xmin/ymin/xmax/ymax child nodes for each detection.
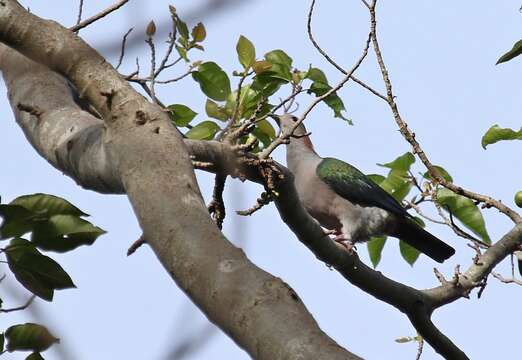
<box><xmin>393</xmin><ymin>218</ymin><xmax>455</xmax><ymax>263</ymax></box>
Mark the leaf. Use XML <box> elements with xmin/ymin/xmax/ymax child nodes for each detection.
<box><xmin>185</xmin><ymin>121</ymin><xmax>220</xmax><ymax>140</ymax></box>
<box><xmin>168</xmin><ymin>104</ymin><xmax>197</xmax><ymax>127</ymax></box>
<box><xmin>436</xmin><ymin>188</ymin><xmax>491</xmax><ymax>243</ymax></box>
<box><xmin>423</xmin><ymin>165</ymin><xmax>453</xmax><ymax>182</ymax></box>
<box><xmin>236</xmin><ymin>35</ymin><xmax>256</xmax><ymax>69</ymax></box>
<box><xmin>399</xmin><ymin>240</ymin><xmax>420</xmax><ymax>265</ymax></box>
<box><xmin>0</xmin><ymin>204</ymin><xmax>37</xmax><ymax>239</ymax></box>
<box><xmin>252</xmin><ymin>60</ymin><xmax>272</xmax><ymax>74</ymax></box>
<box><xmin>175</xmin><ymin>18</ymin><xmax>189</xmax><ymax>40</ymax></box>
<box><xmin>378</xmin><ymin>170</ymin><xmax>412</xmax><ymax>202</ymax></box>
<box><xmin>378</xmin><ymin>152</ymin><xmax>415</xmax><ymax>172</ymax></box>
<box><xmin>191</xmin><ymin>22</ymin><xmax>206</xmax><ymax>42</ymax></box>
<box><xmin>0</xmin><ymin>194</ymin><xmax>89</xmax><ymax>239</ymax></box>
<box><xmin>252</xmin><ymin>119</ymin><xmax>277</xmax><ymax>148</ymax></box>
<box><xmin>6</xmin><ymin>238</ymin><xmax>75</xmax><ymax>300</ymax></box>
<box><xmin>225</xmin><ymin>85</ymin><xmax>263</xmax><ymax>120</ymax></box>
<box><xmin>5</xmin><ymin>323</ymin><xmax>58</xmax><ymax>352</ymax></box>
<box><xmin>26</xmin><ymin>353</ymin><xmax>45</xmax><ymax>360</ymax></box>
<box><xmin>481</xmin><ymin>124</ymin><xmax>522</xmax><ymax>149</ymax></box>
<box><xmin>0</xmin><ymin>333</ymin><xmax>4</xmax><ymax>352</ymax></box>
<box><xmin>251</xmin><ymin>72</ymin><xmax>287</xmax><ymax>96</ymax></box>
<box><xmin>175</xmin><ymin>45</ymin><xmax>188</xmax><ymax>62</ymax></box>
<box><xmin>192</xmin><ymin>62</ymin><xmax>231</xmax><ymax>101</ymax></box>
<box><xmin>395</xmin><ymin>336</ymin><xmax>414</xmax><ymax>344</ymax></box>
<box><xmin>367</xmin><ymin>174</ymin><xmax>386</xmax><ymax>185</ymax></box>
<box><xmin>367</xmin><ymin>236</ymin><xmax>386</xmax><ymax>268</ymax></box>
<box><xmin>305</xmin><ymin>68</ymin><xmax>349</xmax><ymax>123</ymax></box>
<box><xmin>496</xmin><ymin>39</ymin><xmax>522</xmax><ymax>65</ymax></box>
<box><xmin>205</xmin><ymin>99</ymin><xmax>229</xmax><ymax>121</ymax></box>
<box><xmin>31</xmin><ymin>215</ymin><xmax>106</xmax><ymax>253</ymax></box>
<box><xmin>264</xmin><ymin>49</ymin><xmax>292</xmax><ymax>68</ymax></box>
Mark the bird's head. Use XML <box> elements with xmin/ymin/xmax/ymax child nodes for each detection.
<box><xmin>269</xmin><ymin>113</ymin><xmax>315</xmax><ymax>151</ymax></box>
<box><xmin>269</xmin><ymin>113</ymin><xmax>308</xmax><ymax>137</ymax></box>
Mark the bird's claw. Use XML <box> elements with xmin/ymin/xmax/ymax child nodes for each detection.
<box><xmin>332</xmin><ymin>236</ymin><xmax>357</xmax><ymax>254</ymax></box>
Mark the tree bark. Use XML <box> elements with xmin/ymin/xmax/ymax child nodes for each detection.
<box><xmin>0</xmin><ymin>2</ymin><xmax>360</xmax><ymax>359</ymax></box>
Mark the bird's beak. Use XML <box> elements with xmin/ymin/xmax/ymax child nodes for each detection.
<box><xmin>267</xmin><ymin>113</ymin><xmax>280</xmax><ymax>126</ymax></box>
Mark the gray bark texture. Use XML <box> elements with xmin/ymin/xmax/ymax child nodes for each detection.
<box><xmin>0</xmin><ymin>1</ymin><xmax>361</xmax><ymax>359</ymax></box>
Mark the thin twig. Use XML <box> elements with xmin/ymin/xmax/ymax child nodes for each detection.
<box><xmin>491</xmin><ymin>271</ymin><xmax>522</xmax><ymax>286</ymax></box>
<box><xmin>416</xmin><ymin>336</ymin><xmax>424</xmax><ymax>360</ymax></box>
<box><xmin>368</xmin><ymin>0</ymin><xmax>522</xmax><ymax>224</ymax></box>
<box><xmin>0</xmin><ymin>295</ymin><xmax>36</xmax><ymax>313</ymax></box>
<box><xmin>208</xmin><ymin>174</ymin><xmax>227</xmax><ymax>229</ymax></box>
<box><xmin>307</xmin><ymin>0</ymin><xmax>387</xmax><ymax>101</ymax></box>
<box><xmin>127</xmin><ymin>234</ymin><xmax>146</xmax><ymax>256</ymax></box>
<box><xmin>75</xmin><ymin>0</ymin><xmax>85</xmax><ymax>33</ymax></box>
<box><xmin>69</xmin><ymin>0</ymin><xmax>130</xmax><ymax>33</ymax></box>
<box><xmin>260</xmin><ymin>31</ymin><xmax>373</xmax><ymax>158</ymax></box>
<box><xmin>116</xmin><ymin>28</ymin><xmax>133</xmax><ymax>70</ymax></box>
<box><xmin>145</xmin><ymin>35</ymin><xmax>157</xmax><ymax>103</ymax></box>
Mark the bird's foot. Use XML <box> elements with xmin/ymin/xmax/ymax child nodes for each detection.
<box><xmin>323</xmin><ymin>229</ymin><xmax>340</xmax><ymax>236</ymax></box>
<box><xmin>332</xmin><ymin>236</ymin><xmax>357</xmax><ymax>254</ymax></box>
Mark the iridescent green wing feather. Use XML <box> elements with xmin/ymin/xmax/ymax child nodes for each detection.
<box><xmin>316</xmin><ymin>157</ymin><xmax>410</xmax><ymax>217</ymax></box>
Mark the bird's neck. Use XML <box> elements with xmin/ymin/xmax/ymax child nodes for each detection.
<box><xmin>286</xmin><ymin>128</ymin><xmax>321</xmax><ymax>172</ymax></box>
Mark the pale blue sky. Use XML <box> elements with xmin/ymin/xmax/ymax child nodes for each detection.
<box><xmin>1</xmin><ymin>1</ymin><xmax>522</xmax><ymax>359</ymax></box>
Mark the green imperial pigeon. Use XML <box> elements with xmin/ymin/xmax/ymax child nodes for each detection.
<box><xmin>274</xmin><ymin>114</ymin><xmax>455</xmax><ymax>263</ymax></box>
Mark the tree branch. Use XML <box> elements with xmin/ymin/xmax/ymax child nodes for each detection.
<box><xmin>0</xmin><ymin>3</ymin><xmax>359</xmax><ymax>359</ymax></box>
<box><xmin>368</xmin><ymin>0</ymin><xmax>521</xmax><ymax>224</ymax></box>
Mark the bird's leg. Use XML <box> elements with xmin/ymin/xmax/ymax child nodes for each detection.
<box><xmin>323</xmin><ymin>228</ymin><xmax>339</xmax><ymax>236</ymax></box>
<box><xmin>332</xmin><ymin>235</ymin><xmax>357</xmax><ymax>254</ymax></box>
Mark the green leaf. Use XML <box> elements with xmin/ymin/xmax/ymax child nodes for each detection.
<box><xmin>26</xmin><ymin>353</ymin><xmax>45</xmax><ymax>360</ymax></box>
<box><xmin>236</xmin><ymin>35</ymin><xmax>256</xmax><ymax>69</ymax></box>
<box><xmin>367</xmin><ymin>174</ymin><xmax>386</xmax><ymax>185</ymax></box>
<box><xmin>175</xmin><ymin>18</ymin><xmax>189</xmax><ymax>40</ymax></box>
<box><xmin>191</xmin><ymin>22</ymin><xmax>206</xmax><ymax>42</ymax></box>
<box><xmin>251</xmin><ymin>72</ymin><xmax>287</xmax><ymax>96</ymax></box>
<box><xmin>185</xmin><ymin>121</ymin><xmax>220</xmax><ymax>140</ymax></box>
<box><xmin>5</xmin><ymin>323</ymin><xmax>58</xmax><ymax>353</ymax></box>
<box><xmin>305</xmin><ymin>67</ymin><xmax>328</xmax><ymax>83</ymax></box>
<box><xmin>205</xmin><ymin>99</ymin><xmax>229</xmax><ymax>121</ymax></box>
<box><xmin>379</xmin><ymin>152</ymin><xmax>415</xmax><ymax>172</ymax></box>
<box><xmin>367</xmin><ymin>236</ymin><xmax>386</xmax><ymax>268</ymax></box>
<box><xmin>0</xmin><ymin>194</ymin><xmax>88</xmax><ymax>239</ymax></box>
<box><xmin>423</xmin><ymin>165</ymin><xmax>453</xmax><ymax>182</ymax></box>
<box><xmin>399</xmin><ymin>240</ymin><xmax>420</xmax><ymax>265</ymax></box>
<box><xmin>225</xmin><ymin>85</ymin><xmax>263</xmax><ymax>120</ymax></box>
<box><xmin>305</xmin><ymin>68</ymin><xmax>349</xmax><ymax>123</ymax></box>
<box><xmin>6</xmin><ymin>239</ymin><xmax>75</xmax><ymax>301</ymax></box>
<box><xmin>0</xmin><ymin>204</ymin><xmax>37</xmax><ymax>239</ymax></box>
<box><xmin>481</xmin><ymin>124</ymin><xmax>522</xmax><ymax>149</ymax></box>
<box><xmin>378</xmin><ymin>170</ymin><xmax>412</xmax><ymax>202</ymax></box>
<box><xmin>252</xmin><ymin>119</ymin><xmax>277</xmax><ymax>148</ymax></box>
<box><xmin>192</xmin><ymin>62</ymin><xmax>231</xmax><ymax>101</ymax></box>
<box><xmin>175</xmin><ymin>45</ymin><xmax>188</xmax><ymax>62</ymax></box>
<box><xmin>256</xmin><ymin>119</ymin><xmax>276</xmax><ymax>139</ymax></box>
<box><xmin>496</xmin><ymin>39</ymin><xmax>522</xmax><ymax>65</ymax></box>
<box><xmin>252</xmin><ymin>60</ymin><xmax>272</xmax><ymax>74</ymax></box>
<box><xmin>168</xmin><ymin>104</ymin><xmax>198</xmax><ymax>127</ymax></box>
<box><xmin>31</xmin><ymin>215</ymin><xmax>106</xmax><ymax>253</ymax></box>
<box><xmin>436</xmin><ymin>188</ymin><xmax>491</xmax><ymax>243</ymax></box>
<box><xmin>264</xmin><ymin>49</ymin><xmax>292</xmax><ymax>68</ymax></box>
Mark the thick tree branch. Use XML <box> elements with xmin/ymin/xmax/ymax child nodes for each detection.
<box><xmin>0</xmin><ymin>3</ymin><xmax>358</xmax><ymax>359</ymax></box>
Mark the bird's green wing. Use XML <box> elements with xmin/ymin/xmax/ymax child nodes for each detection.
<box><xmin>316</xmin><ymin>157</ymin><xmax>410</xmax><ymax>217</ymax></box>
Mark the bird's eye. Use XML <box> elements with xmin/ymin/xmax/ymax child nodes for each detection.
<box><xmin>291</xmin><ymin>116</ymin><xmax>298</xmax><ymax>122</ymax></box>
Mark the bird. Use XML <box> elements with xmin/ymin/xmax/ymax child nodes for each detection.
<box><xmin>273</xmin><ymin>114</ymin><xmax>455</xmax><ymax>263</ymax></box>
